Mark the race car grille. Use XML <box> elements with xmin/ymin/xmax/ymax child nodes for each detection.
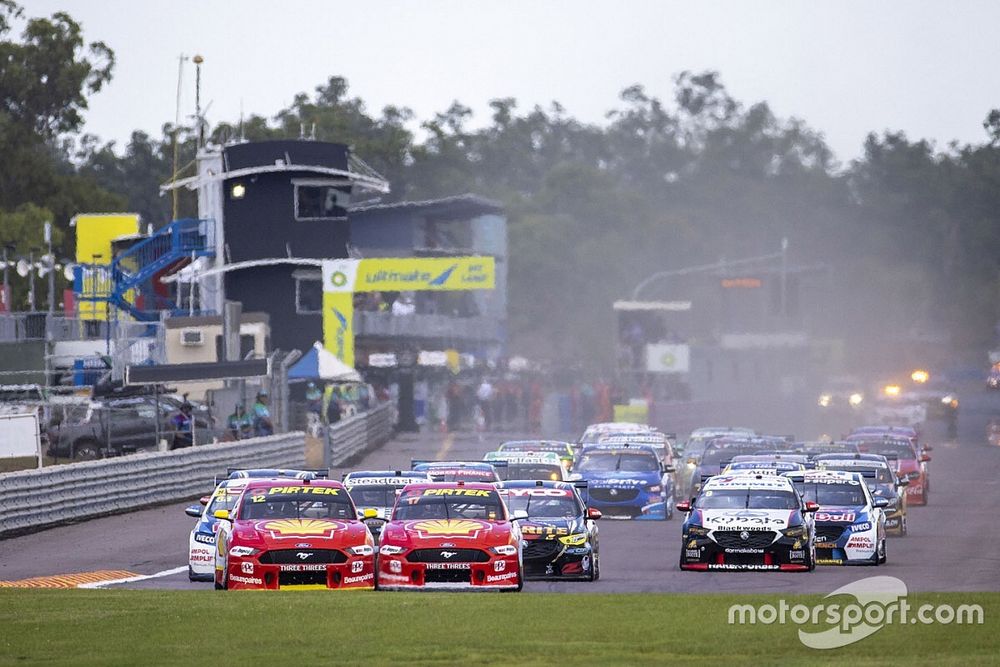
<box><xmin>423</xmin><ymin>569</ymin><xmax>472</xmax><ymax>584</ymax></box>
<box><xmin>713</xmin><ymin>531</ymin><xmax>776</xmax><ymax>549</ymax></box>
<box><xmin>589</xmin><ymin>488</ymin><xmax>640</xmax><ymax>502</ymax></box>
<box><xmin>259</xmin><ymin>549</ymin><xmax>347</xmax><ymax>565</ymax></box>
<box><xmin>279</xmin><ymin>571</ymin><xmax>327</xmax><ymax>587</ymax></box>
<box><xmin>523</xmin><ymin>539</ymin><xmax>564</xmax><ymax>561</ymax></box>
<box><xmin>815</xmin><ymin>527</ymin><xmax>846</xmax><ymax>543</ymax></box>
<box><xmin>407</xmin><ymin>549</ymin><xmax>489</xmax><ymax>563</ymax></box>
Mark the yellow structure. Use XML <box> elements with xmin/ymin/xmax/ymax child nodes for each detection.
<box><xmin>321</xmin><ymin>257</ymin><xmax>496</xmax><ymax>367</ymax></box>
<box><xmin>72</xmin><ymin>213</ymin><xmax>140</xmax><ymax>320</ymax></box>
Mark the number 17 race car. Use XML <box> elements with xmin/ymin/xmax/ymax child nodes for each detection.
<box><xmin>376</xmin><ymin>482</ymin><xmax>523</xmax><ymax>591</ymax></box>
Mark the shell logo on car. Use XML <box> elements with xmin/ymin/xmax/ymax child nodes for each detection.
<box><xmin>411</xmin><ymin>519</ymin><xmax>488</xmax><ymax>538</ymax></box>
<box><xmin>261</xmin><ymin>519</ymin><xmax>342</xmax><ymax>538</ymax></box>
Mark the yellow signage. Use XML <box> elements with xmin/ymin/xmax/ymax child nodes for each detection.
<box><xmin>322</xmin><ymin>257</ymin><xmax>495</xmax><ymax>293</ymax></box>
<box><xmin>613</xmin><ymin>403</ymin><xmax>649</xmax><ymax>425</ymax></box>
<box><xmin>320</xmin><ymin>257</ymin><xmax>496</xmax><ymax>366</ymax></box>
<box><xmin>73</xmin><ymin>213</ymin><xmax>140</xmax><ymax>320</ymax></box>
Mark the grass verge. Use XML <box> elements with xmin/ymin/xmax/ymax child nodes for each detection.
<box><xmin>0</xmin><ymin>590</ymin><xmax>997</xmax><ymax>666</ymax></box>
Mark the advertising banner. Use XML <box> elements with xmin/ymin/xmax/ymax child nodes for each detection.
<box><xmin>645</xmin><ymin>343</ymin><xmax>691</xmax><ymax>373</ymax></box>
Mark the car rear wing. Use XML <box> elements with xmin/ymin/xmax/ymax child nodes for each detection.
<box><xmin>213</xmin><ymin>468</ymin><xmax>330</xmax><ymax>486</ymax></box>
<box><xmin>410</xmin><ymin>459</ymin><xmax>507</xmax><ymax>468</ymax></box>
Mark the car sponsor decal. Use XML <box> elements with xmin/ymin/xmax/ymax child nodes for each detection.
<box><xmin>343</xmin><ymin>573</ymin><xmax>374</xmax><ymax>584</ymax></box>
<box><xmin>706</xmin><ymin>564</ymin><xmax>780</xmax><ymax>570</ymax></box>
<box><xmin>410</xmin><ymin>519</ymin><xmax>488</xmax><ymax>538</ymax></box>
<box><xmin>845</xmin><ymin>535</ymin><xmax>875</xmax><ymax>550</ymax></box>
<box><xmin>257</xmin><ymin>486</ymin><xmax>341</xmax><ymax>497</ymax></box>
<box><xmin>815</xmin><ymin>542</ymin><xmax>837</xmax><ymax>549</ymax></box>
<box><xmin>521</xmin><ymin>524</ymin><xmax>570</xmax><ymax>536</ymax></box>
<box><xmin>228</xmin><ymin>574</ymin><xmax>263</xmax><ymax>585</ymax></box>
<box><xmin>421</xmin><ymin>488</ymin><xmax>491</xmax><ymax>497</ymax></box>
<box><xmin>193</xmin><ymin>532</ymin><xmax>215</xmax><ymax>544</ymax></box>
<box><xmin>260</xmin><ymin>519</ymin><xmax>344</xmax><ymax>539</ymax></box>
<box><xmin>788</xmin><ymin>550</ymin><xmax>805</xmax><ymax>559</ymax></box>
<box><xmin>685</xmin><ymin>549</ymin><xmax>700</xmax><ymax>558</ymax></box>
<box><xmin>815</xmin><ymin>512</ymin><xmax>857</xmax><ymax>523</ymax></box>
<box><xmin>486</xmin><ymin>571</ymin><xmax>519</xmax><ymax>583</ymax></box>
<box><xmin>505</xmin><ymin>488</ymin><xmax>572</xmax><ymax>498</ymax></box>
<box><xmin>346</xmin><ymin>477</ymin><xmax>427</xmax><ymax>486</ymax></box>
<box><xmin>849</xmin><ymin>521</ymin><xmax>872</xmax><ymax>532</ymax></box>
<box><xmin>425</xmin><ymin>562</ymin><xmax>472</xmax><ymax>570</ymax></box>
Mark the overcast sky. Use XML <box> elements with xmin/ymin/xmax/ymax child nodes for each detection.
<box><xmin>28</xmin><ymin>0</ymin><xmax>1000</xmax><ymax>164</ymax></box>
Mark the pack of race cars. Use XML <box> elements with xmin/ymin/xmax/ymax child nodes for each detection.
<box><xmin>182</xmin><ymin>421</ymin><xmax>932</xmax><ymax>589</ymax></box>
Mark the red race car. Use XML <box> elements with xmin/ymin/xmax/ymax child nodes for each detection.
<box><xmin>376</xmin><ymin>482</ymin><xmax>524</xmax><ymax>591</ymax></box>
<box><xmin>213</xmin><ymin>479</ymin><xmax>375</xmax><ymax>590</ymax></box>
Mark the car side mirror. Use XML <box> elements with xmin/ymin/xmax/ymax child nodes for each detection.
<box><xmin>663</xmin><ymin>464</ymin><xmax>676</xmax><ymax>473</ymax></box>
<box><xmin>803</xmin><ymin>501</ymin><xmax>820</xmax><ymax>513</ymax></box>
<box><xmin>923</xmin><ymin>445</ymin><xmax>933</xmax><ymax>452</ymax></box>
<box><xmin>586</xmin><ymin>507</ymin><xmax>602</xmax><ymax>520</ymax></box>
<box><xmin>675</xmin><ymin>500</ymin><xmax>691</xmax><ymax>513</ymax></box>
<box><xmin>185</xmin><ymin>505</ymin><xmax>202</xmax><ymax>517</ymax></box>
<box><xmin>199</xmin><ymin>496</ymin><xmax>211</xmax><ymax>506</ymax></box>
<box><xmin>213</xmin><ymin>509</ymin><xmax>231</xmax><ymax>521</ymax></box>
<box><xmin>874</xmin><ymin>497</ymin><xmax>890</xmax><ymax>508</ymax></box>
<box><xmin>511</xmin><ymin>509</ymin><xmax>529</xmax><ymax>521</ymax></box>
<box><xmin>919</xmin><ymin>454</ymin><xmax>931</xmax><ymax>463</ymax></box>
<box><xmin>896</xmin><ymin>477</ymin><xmax>909</xmax><ymax>487</ymax></box>
<box><xmin>362</xmin><ymin>508</ymin><xmax>378</xmax><ymax>520</ymax></box>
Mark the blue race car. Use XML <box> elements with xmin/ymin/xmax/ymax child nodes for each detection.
<box><xmin>184</xmin><ymin>468</ymin><xmax>327</xmax><ymax>581</ymax></box>
<box><xmin>783</xmin><ymin>469</ymin><xmax>888</xmax><ymax>565</ymax></box>
<box><xmin>571</xmin><ymin>443</ymin><xmax>673</xmax><ymax>520</ymax></box>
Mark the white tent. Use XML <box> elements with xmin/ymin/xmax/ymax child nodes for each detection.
<box><xmin>313</xmin><ymin>341</ymin><xmax>362</xmax><ymax>382</ymax></box>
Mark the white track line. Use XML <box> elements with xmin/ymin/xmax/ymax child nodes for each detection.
<box><xmin>78</xmin><ymin>565</ymin><xmax>188</xmax><ymax>589</ymax></box>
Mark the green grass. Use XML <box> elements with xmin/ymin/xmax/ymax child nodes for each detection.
<box><xmin>0</xmin><ymin>591</ymin><xmax>997</xmax><ymax>666</ymax></box>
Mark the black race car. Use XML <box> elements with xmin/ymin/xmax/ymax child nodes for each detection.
<box><xmin>500</xmin><ymin>480</ymin><xmax>601</xmax><ymax>581</ymax></box>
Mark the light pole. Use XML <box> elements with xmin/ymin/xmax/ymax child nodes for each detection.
<box><xmin>27</xmin><ymin>248</ymin><xmax>36</xmax><ymax>312</ymax></box>
<box><xmin>1</xmin><ymin>244</ymin><xmax>11</xmax><ymax>312</ymax></box>
<box><xmin>45</xmin><ymin>221</ymin><xmax>55</xmax><ymax>315</ymax></box>
<box><xmin>779</xmin><ymin>237</ymin><xmax>789</xmax><ymax>317</ymax></box>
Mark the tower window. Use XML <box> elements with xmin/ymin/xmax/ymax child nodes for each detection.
<box><xmin>294</xmin><ymin>182</ymin><xmax>350</xmax><ymax>220</ymax></box>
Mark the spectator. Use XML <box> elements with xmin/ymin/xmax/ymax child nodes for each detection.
<box><xmin>326</xmin><ymin>387</ymin><xmax>342</xmax><ymax>424</ymax></box>
<box><xmin>169</xmin><ymin>402</ymin><xmax>194</xmax><ymax>449</ymax></box>
<box><xmin>227</xmin><ymin>403</ymin><xmax>252</xmax><ymax>440</ymax></box>
<box><xmin>253</xmin><ymin>390</ymin><xmax>274</xmax><ymax>437</ymax></box>
<box><xmin>392</xmin><ymin>292</ymin><xmax>416</xmax><ymax>315</ymax></box>
<box><xmin>476</xmin><ymin>378</ymin><xmax>495</xmax><ymax>430</ymax></box>
<box><xmin>305</xmin><ymin>381</ymin><xmax>323</xmax><ymax>417</ymax></box>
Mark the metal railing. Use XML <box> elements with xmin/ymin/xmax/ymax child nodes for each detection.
<box><xmin>355</xmin><ymin>312</ymin><xmax>501</xmax><ymax>340</ymax></box>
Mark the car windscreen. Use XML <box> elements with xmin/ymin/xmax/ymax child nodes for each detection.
<box><xmin>497</xmin><ymin>464</ymin><xmax>562</xmax><ymax>481</ymax></box>
<box><xmin>695</xmin><ymin>488</ymin><xmax>800</xmax><ymax>510</ymax></box>
<box><xmin>501</xmin><ymin>442</ymin><xmax>566</xmax><ymax>455</ymax></box>
<box><xmin>239</xmin><ymin>485</ymin><xmax>355</xmax><ymax>520</ymax></box>
<box><xmin>206</xmin><ymin>487</ymin><xmax>243</xmax><ymax>514</ymax></box>
<box><xmin>505</xmin><ymin>489</ymin><xmax>581</xmax><ymax>519</ymax></box>
<box><xmin>850</xmin><ymin>439</ymin><xmax>915</xmax><ymax>460</ymax></box>
<box><xmin>575</xmin><ymin>452</ymin><xmax>658</xmax><ymax>473</ymax></box>
<box><xmin>793</xmin><ymin>481</ymin><xmax>867</xmax><ymax>506</ymax></box>
<box><xmin>700</xmin><ymin>445</ymin><xmax>757</xmax><ymax>466</ymax></box>
<box><xmin>819</xmin><ymin>464</ymin><xmax>893</xmax><ymax>483</ymax></box>
<box><xmin>347</xmin><ymin>485</ymin><xmax>396</xmax><ymax>508</ymax></box>
<box><xmin>393</xmin><ymin>488</ymin><xmax>504</xmax><ymax>521</ymax></box>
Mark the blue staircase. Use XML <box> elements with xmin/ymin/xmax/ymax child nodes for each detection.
<box><xmin>75</xmin><ymin>218</ymin><xmax>215</xmax><ymax>321</ymax></box>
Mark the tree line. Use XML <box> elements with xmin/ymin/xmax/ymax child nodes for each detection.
<box><xmin>3</xmin><ymin>2</ymin><xmax>999</xmax><ymax>367</ymax></box>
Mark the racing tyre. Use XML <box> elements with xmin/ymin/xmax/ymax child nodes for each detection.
<box><xmin>188</xmin><ymin>566</ymin><xmax>197</xmax><ymax>582</ymax></box>
<box><xmin>899</xmin><ymin>516</ymin><xmax>907</xmax><ymax>537</ymax></box>
<box><xmin>73</xmin><ymin>439</ymin><xmax>101</xmax><ymax>460</ymax></box>
<box><xmin>877</xmin><ymin>539</ymin><xmax>887</xmax><ymax>565</ymax></box>
<box><xmin>588</xmin><ymin>554</ymin><xmax>600</xmax><ymax>582</ymax></box>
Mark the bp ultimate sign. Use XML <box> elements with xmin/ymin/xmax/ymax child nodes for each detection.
<box><xmin>321</xmin><ymin>257</ymin><xmax>496</xmax><ymax>366</ymax></box>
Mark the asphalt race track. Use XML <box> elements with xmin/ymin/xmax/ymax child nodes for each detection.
<box><xmin>3</xmin><ymin>389</ymin><xmax>999</xmax><ymax>594</ymax></box>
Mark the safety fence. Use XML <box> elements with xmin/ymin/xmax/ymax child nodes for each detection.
<box><xmin>327</xmin><ymin>401</ymin><xmax>394</xmax><ymax>466</ymax></box>
<box><xmin>0</xmin><ymin>432</ymin><xmax>304</xmax><ymax>538</ymax></box>
<box><xmin>0</xmin><ymin>403</ymin><xmax>396</xmax><ymax>537</ymax></box>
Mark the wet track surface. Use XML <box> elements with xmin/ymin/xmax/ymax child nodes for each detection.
<box><xmin>3</xmin><ymin>388</ymin><xmax>999</xmax><ymax>593</ymax></box>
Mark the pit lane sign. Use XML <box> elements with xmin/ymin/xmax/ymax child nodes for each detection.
<box><xmin>645</xmin><ymin>343</ymin><xmax>690</xmax><ymax>373</ymax></box>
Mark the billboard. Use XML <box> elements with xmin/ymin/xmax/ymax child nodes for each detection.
<box><xmin>645</xmin><ymin>343</ymin><xmax>690</xmax><ymax>373</ymax></box>
<box><xmin>73</xmin><ymin>213</ymin><xmax>141</xmax><ymax>320</ymax></box>
<box><xmin>320</xmin><ymin>257</ymin><xmax>496</xmax><ymax>367</ymax></box>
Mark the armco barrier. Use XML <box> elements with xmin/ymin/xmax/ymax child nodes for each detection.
<box><xmin>0</xmin><ymin>432</ymin><xmax>306</xmax><ymax>538</ymax></box>
<box><xmin>327</xmin><ymin>402</ymin><xmax>394</xmax><ymax>466</ymax></box>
